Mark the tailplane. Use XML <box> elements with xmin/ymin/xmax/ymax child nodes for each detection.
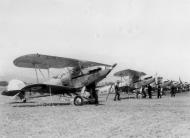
<box><xmin>7</xmin><ymin>79</ymin><xmax>26</xmax><ymax>91</ymax></box>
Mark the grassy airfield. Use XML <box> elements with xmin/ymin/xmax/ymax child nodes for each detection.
<box><xmin>0</xmin><ymin>92</ymin><xmax>190</xmax><ymax>138</ymax></box>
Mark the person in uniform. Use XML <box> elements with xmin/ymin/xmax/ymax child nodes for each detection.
<box><xmin>86</xmin><ymin>82</ymin><xmax>99</xmax><ymax>105</ymax></box>
<box><xmin>142</xmin><ymin>86</ymin><xmax>146</xmax><ymax>98</ymax></box>
<box><xmin>147</xmin><ymin>84</ymin><xmax>152</xmax><ymax>99</ymax></box>
<box><xmin>157</xmin><ymin>84</ymin><xmax>162</xmax><ymax>99</ymax></box>
<box><xmin>114</xmin><ymin>81</ymin><xmax>120</xmax><ymax>101</ymax></box>
<box><xmin>171</xmin><ymin>85</ymin><xmax>176</xmax><ymax>97</ymax></box>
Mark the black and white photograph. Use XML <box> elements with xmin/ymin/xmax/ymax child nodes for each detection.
<box><xmin>0</xmin><ymin>0</ymin><xmax>190</xmax><ymax>137</ymax></box>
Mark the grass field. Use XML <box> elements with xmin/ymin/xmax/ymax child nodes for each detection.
<box><xmin>0</xmin><ymin>92</ymin><xmax>190</xmax><ymax>138</ymax></box>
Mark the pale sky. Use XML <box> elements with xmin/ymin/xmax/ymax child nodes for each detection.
<box><xmin>0</xmin><ymin>0</ymin><xmax>190</xmax><ymax>82</ymax></box>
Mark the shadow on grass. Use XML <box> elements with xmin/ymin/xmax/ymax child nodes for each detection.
<box><xmin>12</xmin><ymin>102</ymin><xmax>71</xmax><ymax>107</ymax></box>
<box><xmin>84</xmin><ymin>103</ymin><xmax>105</xmax><ymax>106</ymax></box>
<box><xmin>120</xmin><ymin>97</ymin><xmax>136</xmax><ymax>100</ymax></box>
<box><xmin>12</xmin><ymin>102</ymin><xmax>105</xmax><ymax>107</ymax></box>
<box><xmin>9</xmin><ymin>101</ymin><xmax>36</xmax><ymax>104</ymax></box>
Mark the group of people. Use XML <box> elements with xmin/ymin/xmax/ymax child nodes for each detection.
<box><xmin>139</xmin><ymin>84</ymin><xmax>162</xmax><ymax>99</ymax></box>
<box><xmin>87</xmin><ymin>82</ymin><xmax>178</xmax><ymax>105</ymax></box>
<box><xmin>114</xmin><ymin>83</ymin><xmax>164</xmax><ymax>101</ymax></box>
<box><xmin>141</xmin><ymin>84</ymin><xmax>155</xmax><ymax>99</ymax></box>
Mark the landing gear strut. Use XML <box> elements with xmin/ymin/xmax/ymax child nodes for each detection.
<box><xmin>22</xmin><ymin>98</ymin><xmax>26</xmax><ymax>103</ymax></box>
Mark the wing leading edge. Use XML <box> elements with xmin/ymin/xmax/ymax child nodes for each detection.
<box><xmin>14</xmin><ymin>54</ymin><xmax>112</xmax><ymax>69</ymax></box>
<box><xmin>21</xmin><ymin>84</ymin><xmax>79</xmax><ymax>96</ymax></box>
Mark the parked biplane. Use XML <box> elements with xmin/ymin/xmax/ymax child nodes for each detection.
<box><xmin>1</xmin><ymin>54</ymin><xmax>117</xmax><ymax>105</ymax></box>
<box><xmin>150</xmin><ymin>78</ymin><xmax>172</xmax><ymax>95</ymax></box>
<box><xmin>113</xmin><ymin>69</ymin><xmax>156</xmax><ymax>96</ymax></box>
<box><xmin>171</xmin><ymin>78</ymin><xmax>189</xmax><ymax>92</ymax></box>
<box><xmin>160</xmin><ymin>80</ymin><xmax>172</xmax><ymax>89</ymax></box>
<box><xmin>0</xmin><ymin>81</ymin><xmax>8</xmax><ymax>87</ymax></box>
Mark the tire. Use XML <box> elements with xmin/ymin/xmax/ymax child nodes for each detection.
<box><xmin>74</xmin><ymin>96</ymin><xmax>84</xmax><ymax>106</ymax></box>
<box><xmin>22</xmin><ymin>99</ymin><xmax>26</xmax><ymax>103</ymax></box>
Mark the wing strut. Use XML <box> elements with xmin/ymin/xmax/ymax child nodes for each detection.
<box><xmin>47</xmin><ymin>69</ymin><xmax>50</xmax><ymax>79</ymax></box>
<box><xmin>49</xmin><ymin>85</ymin><xmax>53</xmax><ymax>106</ymax></box>
<box><xmin>106</xmin><ymin>84</ymin><xmax>114</xmax><ymax>102</ymax></box>
<box><xmin>39</xmin><ymin>68</ymin><xmax>46</xmax><ymax>81</ymax></box>
<box><xmin>78</xmin><ymin>61</ymin><xmax>84</xmax><ymax>75</ymax></box>
<box><xmin>34</xmin><ymin>65</ymin><xmax>39</xmax><ymax>83</ymax></box>
<box><xmin>34</xmin><ymin>64</ymin><xmax>49</xmax><ymax>82</ymax></box>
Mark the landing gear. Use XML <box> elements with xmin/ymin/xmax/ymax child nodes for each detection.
<box><xmin>22</xmin><ymin>98</ymin><xmax>26</xmax><ymax>103</ymax></box>
<box><xmin>73</xmin><ymin>96</ymin><xmax>84</xmax><ymax>106</ymax></box>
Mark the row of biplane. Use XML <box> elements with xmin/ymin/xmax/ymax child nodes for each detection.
<box><xmin>0</xmin><ymin>53</ymin><xmax>189</xmax><ymax>105</ymax></box>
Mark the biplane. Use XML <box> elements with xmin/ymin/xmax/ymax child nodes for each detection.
<box><xmin>182</xmin><ymin>82</ymin><xmax>190</xmax><ymax>91</ymax></box>
<box><xmin>113</xmin><ymin>69</ymin><xmax>155</xmax><ymax>96</ymax></box>
<box><xmin>171</xmin><ymin>78</ymin><xmax>189</xmax><ymax>92</ymax></box>
<box><xmin>150</xmin><ymin>78</ymin><xmax>172</xmax><ymax>95</ymax></box>
<box><xmin>178</xmin><ymin>78</ymin><xmax>190</xmax><ymax>92</ymax></box>
<box><xmin>1</xmin><ymin>54</ymin><xmax>117</xmax><ymax>105</ymax></box>
<box><xmin>160</xmin><ymin>80</ymin><xmax>172</xmax><ymax>88</ymax></box>
<box><xmin>0</xmin><ymin>81</ymin><xmax>8</xmax><ymax>87</ymax></box>
<box><xmin>0</xmin><ymin>81</ymin><xmax>8</xmax><ymax>94</ymax></box>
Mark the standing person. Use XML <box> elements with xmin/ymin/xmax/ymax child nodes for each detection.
<box><xmin>161</xmin><ymin>87</ymin><xmax>165</xmax><ymax>96</ymax></box>
<box><xmin>86</xmin><ymin>82</ymin><xmax>99</xmax><ymax>105</ymax></box>
<box><xmin>142</xmin><ymin>86</ymin><xmax>146</xmax><ymax>98</ymax></box>
<box><xmin>173</xmin><ymin>87</ymin><xmax>176</xmax><ymax>97</ymax></box>
<box><xmin>114</xmin><ymin>81</ymin><xmax>120</xmax><ymax>101</ymax></box>
<box><xmin>171</xmin><ymin>85</ymin><xmax>175</xmax><ymax>97</ymax></box>
<box><xmin>157</xmin><ymin>84</ymin><xmax>162</xmax><ymax>99</ymax></box>
<box><xmin>148</xmin><ymin>84</ymin><xmax>152</xmax><ymax>99</ymax></box>
<box><xmin>135</xmin><ymin>89</ymin><xmax>140</xmax><ymax>99</ymax></box>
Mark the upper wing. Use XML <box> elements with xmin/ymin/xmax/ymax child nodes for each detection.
<box><xmin>13</xmin><ymin>53</ymin><xmax>111</xmax><ymax>69</ymax></box>
<box><xmin>114</xmin><ymin>69</ymin><xmax>146</xmax><ymax>83</ymax></box>
<box><xmin>114</xmin><ymin>69</ymin><xmax>146</xmax><ymax>77</ymax></box>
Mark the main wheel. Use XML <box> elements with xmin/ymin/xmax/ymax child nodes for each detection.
<box><xmin>74</xmin><ymin>96</ymin><xmax>84</xmax><ymax>106</ymax></box>
<box><xmin>22</xmin><ymin>99</ymin><xmax>26</xmax><ymax>103</ymax></box>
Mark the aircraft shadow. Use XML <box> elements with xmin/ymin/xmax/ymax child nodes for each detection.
<box><xmin>12</xmin><ymin>102</ymin><xmax>71</xmax><ymax>107</ymax></box>
<box><xmin>83</xmin><ymin>103</ymin><xmax>105</xmax><ymax>106</ymax></box>
<box><xmin>12</xmin><ymin>102</ymin><xmax>104</xmax><ymax>107</ymax></box>
<box><xmin>9</xmin><ymin>101</ymin><xmax>36</xmax><ymax>104</ymax></box>
<box><xmin>120</xmin><ymin>97</ymin><xmax>136</xmax><ymax>100</ymax></box>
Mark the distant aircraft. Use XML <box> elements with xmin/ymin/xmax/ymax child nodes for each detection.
<box><xmin>160</xmin><ymin>80</ymin><xmax>172</xmax><ymax>88</ymax></box>
<box><xmin>174</xmin><ymin>77</ymin><xmax>190</xmax><ymax>92</ymax></box>
<box><xmin>0</xmin><ymin>81</ymin><xmax>8</xmax><ymax>94</ymax></box>
<box><xmin>150</xmin><ymin>78</ymin><xmax>172</xmax><ymax>95</ymax></box>
<box><xmin>183</xmin><ymin>82</ymin><xmax>190</xmax><ymax>91</ymax></box>
<box><xmin>0</xmin><ymin>81</ymin><xmax>8</xmax><ymax>87</ymax></box>
<box><xmin>151</xmin><ymin>77</ymin><xmax>171</xmax><ymax>88</ymax></box>
<box><xmin>113</xmin><ymin>69</ymin><xmax>155</xmax><ymax>95</ymax></box>
<box><xmin>1</xmin><ymin>53</ymin><xmax>117</xmax><ymax>105</ymax></box>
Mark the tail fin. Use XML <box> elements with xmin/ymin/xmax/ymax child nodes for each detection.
<box><xmin>7</xmin><ymin>79</ymin><xmax>26</xmax><ymax>91</ymax></box>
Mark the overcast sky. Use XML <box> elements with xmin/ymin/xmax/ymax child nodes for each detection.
<box><xmin>0</xmin><ymin>0</ymin><xmax>190</xmax><ymax>82</ymax></box>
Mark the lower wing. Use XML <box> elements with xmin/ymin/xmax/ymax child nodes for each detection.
<box><xmin>21</xmin><ymin>84</ymin><xmax>79</xmax><ymax>97</ymax></box>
